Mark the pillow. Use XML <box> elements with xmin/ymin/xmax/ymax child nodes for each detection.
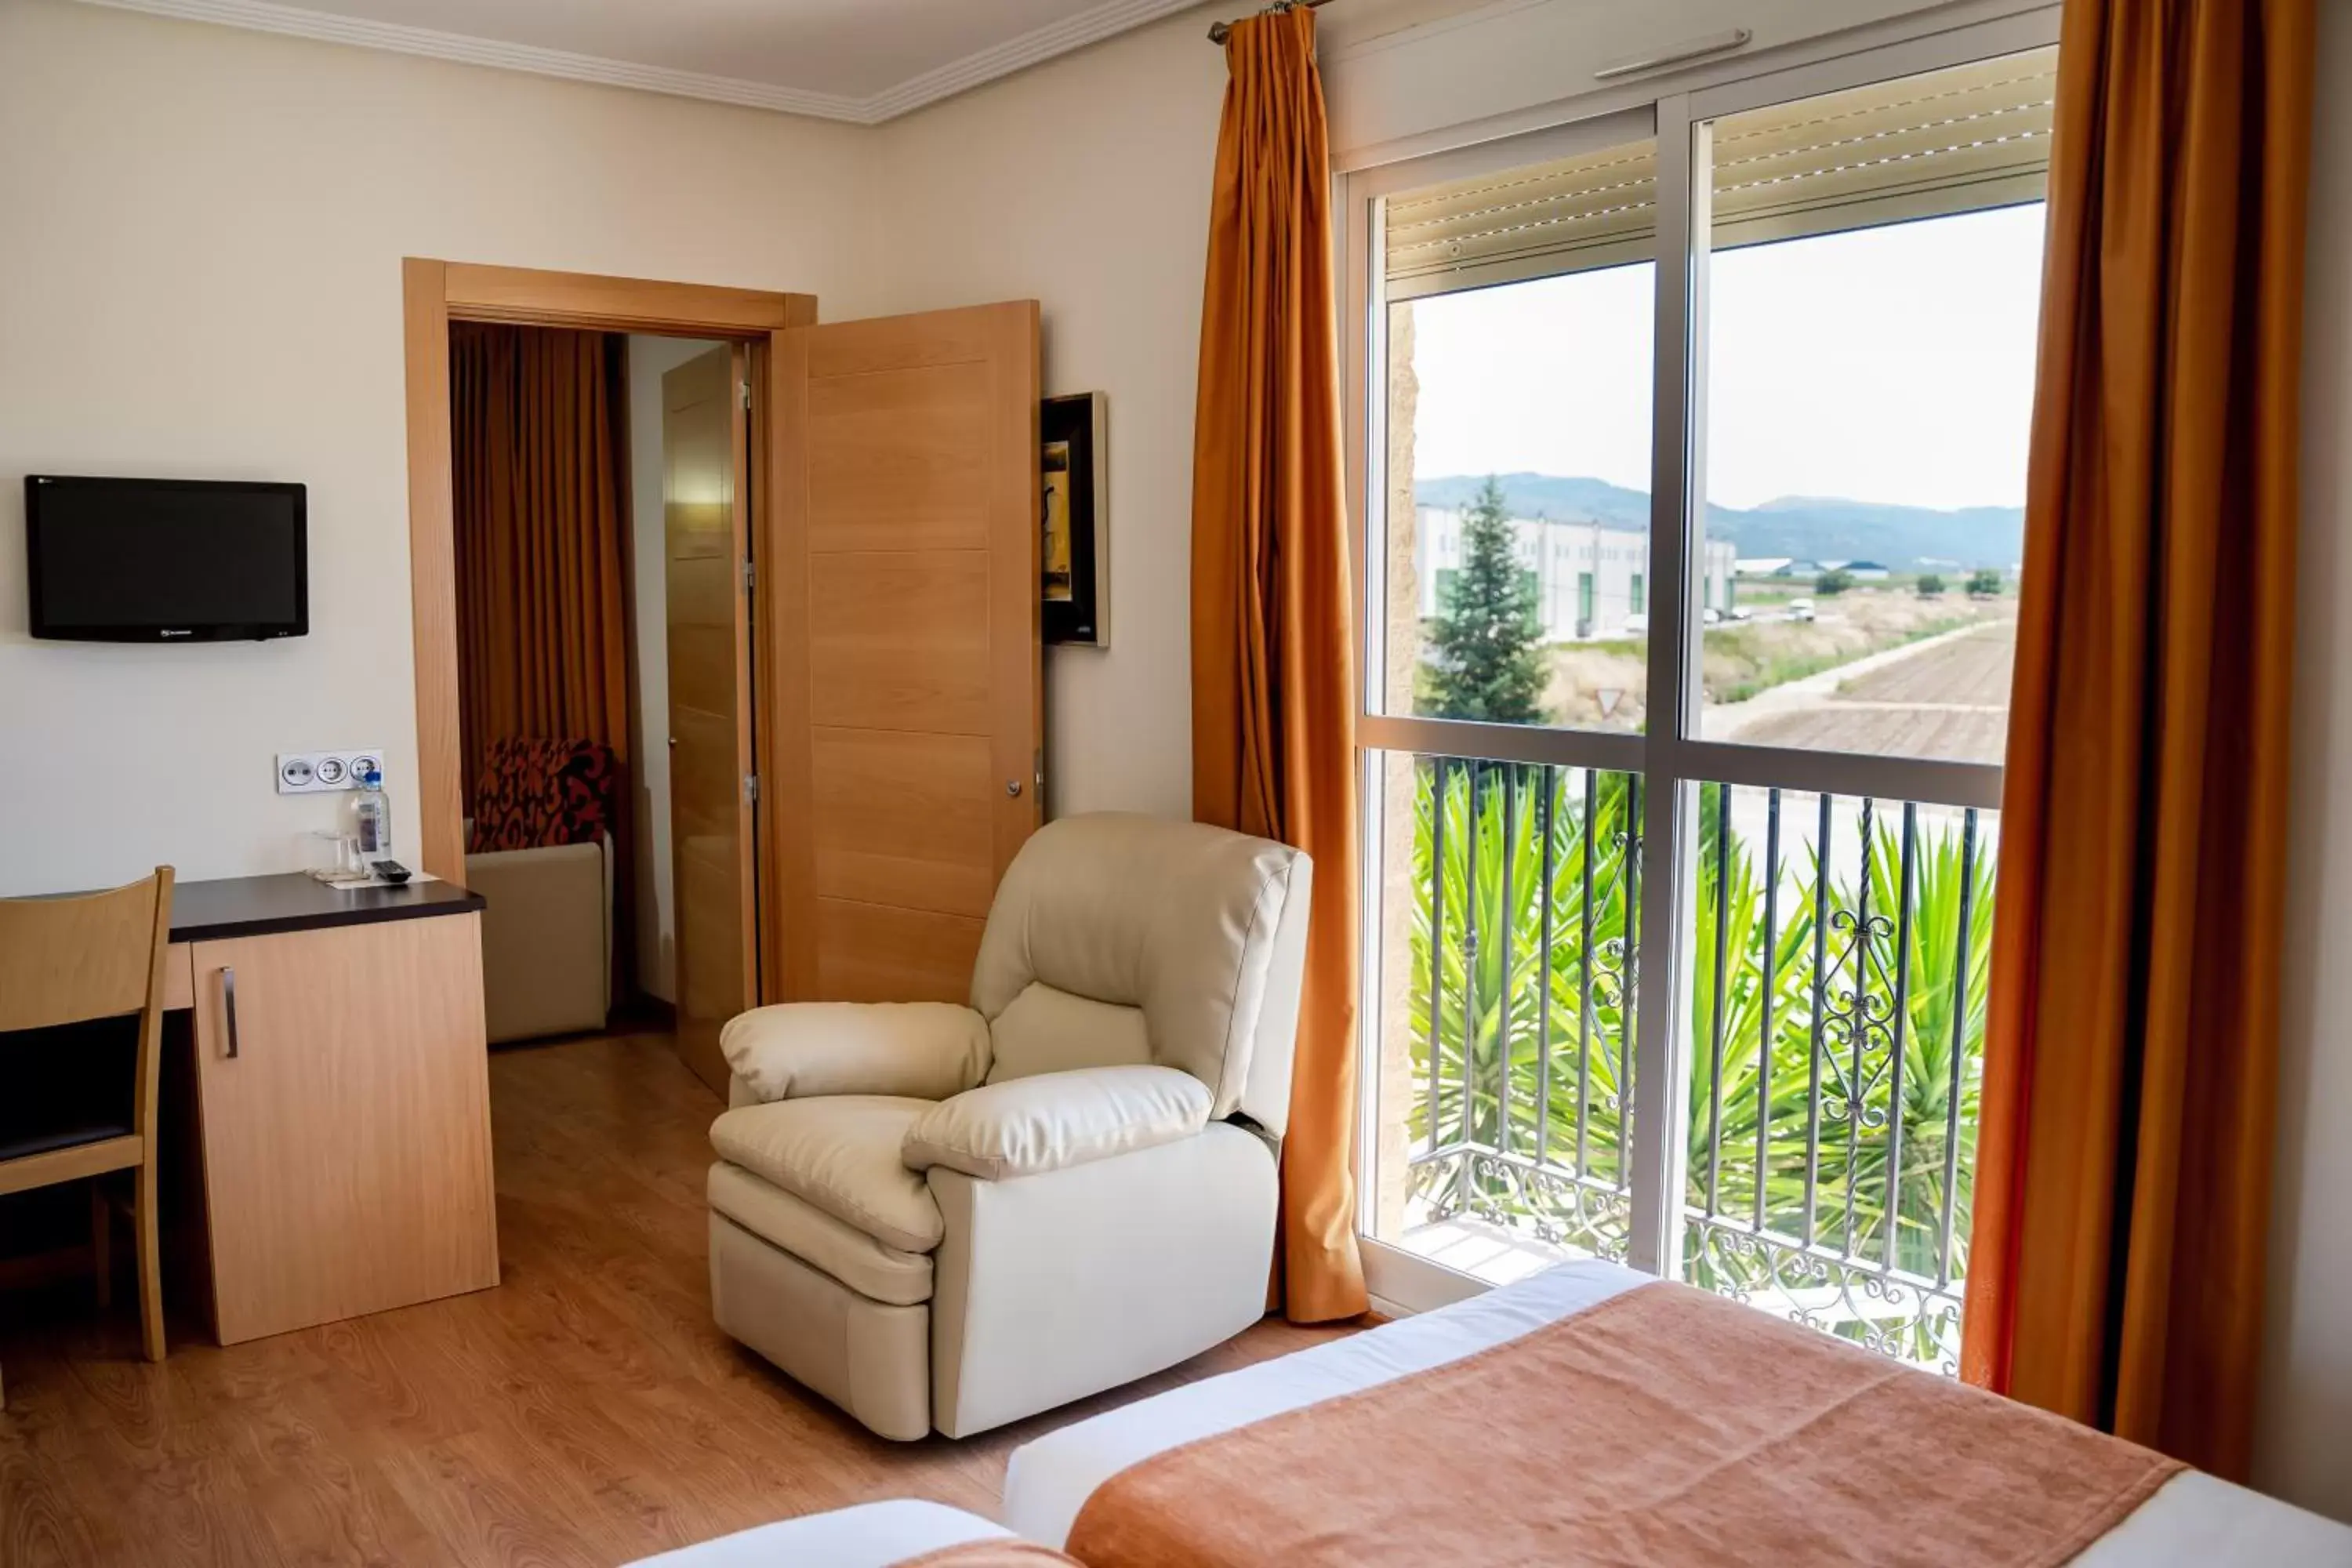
<box><xmin>472</xmin><ymin>738</ymin><xmax>620</xmax><ymax>852</ymax></box>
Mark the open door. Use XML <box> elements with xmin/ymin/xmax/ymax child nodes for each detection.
<box><xmin>765</xmin><ymin>302</ymin><xmax>1043</xmax><ymax>1001</ymax></box>
<box><xmin>662</xmin><ymin>344</ymin><xmax>757</xmax><ymax>1094</ymax></box>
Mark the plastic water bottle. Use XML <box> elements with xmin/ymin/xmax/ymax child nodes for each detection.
<box><xmin>354</xmin><ymin>767</ymin><xmax>391</xmax><ymax>859</ymax></box>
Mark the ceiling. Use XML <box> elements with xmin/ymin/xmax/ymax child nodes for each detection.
<box><xmin>76</xmin><ymin>0</ymin><xmax>1214</xmax><ymax>122</ymax></box>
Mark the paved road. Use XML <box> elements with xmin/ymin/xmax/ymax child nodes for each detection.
<box><xmin>1719</xmin><ymin>620</ymin><xmax>2016</xmax><ymax>764</ymax></box>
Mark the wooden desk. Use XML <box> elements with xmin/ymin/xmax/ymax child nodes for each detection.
<box><xmin>154</xmin><ymin>875</ymin><xmax>499</xmax><ymax>1345</ymax></box>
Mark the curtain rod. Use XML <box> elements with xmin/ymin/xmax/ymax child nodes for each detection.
<box><xmin>1207</xmin><ymin>0</ymin><xmax>1335</xmax><ymax>45</ymax></box>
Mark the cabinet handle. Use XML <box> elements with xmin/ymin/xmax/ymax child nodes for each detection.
<box><xmin>222</xmin><ymin>965</ymin><xmax>241</xmax><ymax>1058</ymax></box>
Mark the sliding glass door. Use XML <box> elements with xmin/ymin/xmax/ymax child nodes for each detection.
<box><xmin>1343</xmin><ymin>12</ymin><xmax>2060</xmax><ymax>1371</ymax></box>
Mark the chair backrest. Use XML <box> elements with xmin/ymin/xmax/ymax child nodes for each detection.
<box><xmin>0</xmin><ymin>868</ymin><xmax>176</xmax><ymax>1147</ymax></box>
<box><xmin>0</xmin><ymin>869</ymin><xmax>176</xmax><ymax>1034</ymax></box>
<box><xmin>967</xmin><ymin>815</ymin><xmax>1312</xmax><ymax>1136</ymax></box>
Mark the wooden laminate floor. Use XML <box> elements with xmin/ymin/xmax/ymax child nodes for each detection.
<box><xmin>0</xmin><ymin>1026</ymin><xmax>1358</xmax><ymax>1566</ymax></box>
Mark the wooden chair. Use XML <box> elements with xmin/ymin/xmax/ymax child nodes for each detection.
<box><xmin>0</xmin><ymin>868</ymin><xmax>174</xmax><ymax>1406</ymax></box>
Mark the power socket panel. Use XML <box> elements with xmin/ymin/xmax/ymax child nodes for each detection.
<box><xmin>277</xmin><ymin>749</ymin><xmax>384</xmax><ymax>796</ymax></box>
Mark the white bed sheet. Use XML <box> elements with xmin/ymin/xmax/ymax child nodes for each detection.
<box><xmin>624</xmin><ymin>1499</ymin><xmax>1012</xmax><ymax>1568</ymax></box>
<box><xmin>1003</xmin><ymin>1261</ymin><xmax>2352</xmax><ymax>1564</ymax></box>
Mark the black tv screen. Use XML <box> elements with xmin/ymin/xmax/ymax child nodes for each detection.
<box><xmin>26</xmin><ymin>475</ymin><xmax>307</xmax><ymax>642</ymax></box>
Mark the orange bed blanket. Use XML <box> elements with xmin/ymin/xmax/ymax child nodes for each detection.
<box><xmin>1069</xmin><ymin>1282</ymin><xmax>2181</xmax><ymax>1566</ymax></box>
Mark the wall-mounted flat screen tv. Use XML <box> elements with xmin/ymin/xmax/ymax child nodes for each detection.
<box><xmin>25</xmin><ymin>475</ymin><xmax>307</xmax><ymax>642</ymax></box>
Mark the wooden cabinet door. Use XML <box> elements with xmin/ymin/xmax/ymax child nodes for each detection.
<box><xmin>190</xmin><ymin>914</ymin><xmax>499</xmax><ymax>1343</ymax></box>
<box><xmin>765</xmin><ymin>302</ymin><xmax>1043</xmax><ymax>1003</ymax></box>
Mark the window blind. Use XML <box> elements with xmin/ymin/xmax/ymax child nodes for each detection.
<box><xmin>1384</xmin><ymin>138</ymin><xmax>1661</xmax><ymax>298</ymax></box>
<box><xmin>1383</xmin><ymin>45</ymin><xmax>2056</xmax><ymax>299</ymax></box>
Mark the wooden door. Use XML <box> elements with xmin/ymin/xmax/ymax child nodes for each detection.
<box><xmin>664</xmin><ymin>345</ymin><xmax>756</xmax><ymax>1095</ymax></box>
<box><xmin>190</xmin><ymin>916</ymin><xmax>498</xmax><ymax>1344</ymax></box>
<box><xmin>767</xmin><ymin>302</ymin><xmax>1042</xmax><ymax>1001</ymax></box>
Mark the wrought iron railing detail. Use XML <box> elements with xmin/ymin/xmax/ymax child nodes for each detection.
<box><xmin>1685</xmin><ymin>782</ymin><xmax>1990</xmax><ymax>1374</ymax></box>
<box><xmin>1401</xmin><ymin>756</ymin><xmax>1994</xmax><ymax>1374</ymax></box>
<box><xmin>1406</xmin><ymin>757</ymin><xmax>1642</xmax><ymax>1265</ymax></box>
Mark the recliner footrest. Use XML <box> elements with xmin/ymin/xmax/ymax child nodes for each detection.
<box><xmin>710</xmin><ymin>1212</ymin><xmax>931</xmax><ymax>1441</ymax></box>
<box><xmin>707</xmin><ymin>1163</ymin><xmax>933</xmax><ymax>1307</ymax></box>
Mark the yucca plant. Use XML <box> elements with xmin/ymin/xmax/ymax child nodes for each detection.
<box><xmin>1405</xmin><ymin>760</ymin><xmax>1639</xmax><ymax>1246</ymax></box>
<box><xmin>1405</xmin><ymin>762</ymin><xmax>1997</xmax><ymax>1361</ymax></box>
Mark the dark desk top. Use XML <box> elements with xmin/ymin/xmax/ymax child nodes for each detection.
<box><xmin>169</xmin><ymin>873</ymin><xmax>485</xmax><ymax>943</ymax></box>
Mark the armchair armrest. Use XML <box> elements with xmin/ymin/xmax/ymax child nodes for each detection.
<box><xmin>720</xmin><ymin>1002</ymin><xmax>989</xmax><ymax>1104</ymax></box>
<box><xmin>902</xmin><ymin>1065</ymin><xmax>1212</xmax><ymax>1181</ymax></box>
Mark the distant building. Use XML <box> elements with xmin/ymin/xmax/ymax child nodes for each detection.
<box><xmin>1417</xmin><ymin>506</ymin><xmax>1737</xmax><ymax>641</ymax></box>
<box><xmin>1737</xmin><ymin>557</ymin><xmax>1824</xmax><ymax>579</ymax></box>
<box><xmin>1839</xmin><ymin>560</ymin><xmax>1892</xmax><ymax>581</ymax></box>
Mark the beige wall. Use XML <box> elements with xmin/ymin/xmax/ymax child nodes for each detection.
<box><xmin>869</xmin><ymin>8</ymin><xmax>1228</xmax><ymax>820</ymax></box>
<box><xmin>0</xmin><ymin>0</ymin><xmax>879</xmax><ymax>896</ymax></box>
<box><xmin>2256</xmin><ymin>0</ymin><xmax>2352</xmax><ymax>1522</ymax></box>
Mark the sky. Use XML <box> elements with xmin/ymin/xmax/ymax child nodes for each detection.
<box><xmin>1403</xmin><ymin>203</ymin><xmax>2049</xmax><ymax>514</ymax></box>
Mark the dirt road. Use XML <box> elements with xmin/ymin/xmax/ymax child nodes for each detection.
<box><xmin>1711</xmin><ymin>619</ymin><xmax>2016</xmax><ymax>764</ymax></box>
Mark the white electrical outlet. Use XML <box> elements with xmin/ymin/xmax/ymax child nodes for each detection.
<box><xmin>277</xmin><ymin>749</ymin><xmax>385</xmax><ymax>796</ymax></box>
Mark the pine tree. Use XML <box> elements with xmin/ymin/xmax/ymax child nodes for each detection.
<box><xmin>1421</xmin><ymin>476</ymin><xmax>1548</xmax><ymax>724</ymax></box>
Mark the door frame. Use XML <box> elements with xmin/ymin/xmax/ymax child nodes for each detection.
<box><xmin>399</xmin><ymin>260</ymin><xmax>815</xmax><ymax>1004</ymax></box>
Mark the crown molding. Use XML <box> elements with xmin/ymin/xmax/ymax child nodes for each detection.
<box><xmin>74</xmin><ymin>0</ymin><xmax>1205</xmax><ymax>125</ymax></box>
<box><xmin>861</xmin><ymin>0</ymin><xmax>1201</xmax><ymax>122</ymax></box>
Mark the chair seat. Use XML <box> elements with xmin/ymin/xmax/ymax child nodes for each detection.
<box><xmin>709</xmin><ymin>1096</ymin><xmax>942</xmax><ymax>1255</ymax></box>
<box><xmin>0</xmin><ymin>1118</ymin><xmax>135</xmax><ymax>1164</ymax></box>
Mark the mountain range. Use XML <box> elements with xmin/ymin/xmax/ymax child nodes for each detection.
<box><xmin>1413</xmin><ymin>473</ymin><xmax>2025</xmax><ymax>571</ymax></box>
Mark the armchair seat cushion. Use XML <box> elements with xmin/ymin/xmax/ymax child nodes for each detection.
<box><xmin>902</xmin><ymin>1065</ymin><xmax>1213</xmax><ymax>1182</ymax></box>
<box><xmin>710</xmin><ymin>1097</ymin><xmax>943</xmax><ymax>1255</ymax></box>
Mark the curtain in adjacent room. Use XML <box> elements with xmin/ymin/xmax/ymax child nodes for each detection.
<box><xmin>449</xmin><ymin>322</ymin><xmax>630</xmax><ymax>805</ymax></box>
<box><xmin>1962</xmin><ymin>0</ymin><xmax>2315</xmax><ymax>1478</ymax></box>
<box><xmin>1190</xmin><ymin>5</ymin><xmax>1367</xmax><ymax>1323</ymax></box>
<box><xmin>449</xmin><ymin>321</ymin><xmax>633</xmax><ymax>991</ymax></box>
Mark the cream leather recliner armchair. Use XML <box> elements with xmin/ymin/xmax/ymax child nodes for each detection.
<box><xmin>704</xmin><ymin>812</ymin><xmax>1311</xmax><ymax>1441</ymax></box>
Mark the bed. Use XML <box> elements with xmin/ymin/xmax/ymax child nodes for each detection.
<box><xmin>624</xmin><ymin>1500</ymin><xmax>1073</xmax><ymax>1567</ymax></box>
<box><xmin>1004</xmin><ymin>1259</ymin><xmax>2352</xmax><ymax>1565</ymax></box>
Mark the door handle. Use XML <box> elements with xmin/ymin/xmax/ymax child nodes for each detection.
<box><xmin>222</xmin><ymin>965</ymin><xmax>241</xmax><ymax>1058</ymax></box>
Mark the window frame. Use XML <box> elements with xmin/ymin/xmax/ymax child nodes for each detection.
<box><xmin>1341</xmin><ymin>5</ymin><xmax>2063</xmax><ymax>1308</ymax></box>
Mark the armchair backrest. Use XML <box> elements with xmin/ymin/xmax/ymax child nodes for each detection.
<box><xmin>968</xmin><ymin>814</ymin><xmax>1312</xmax><ymax>1136</ymax></box>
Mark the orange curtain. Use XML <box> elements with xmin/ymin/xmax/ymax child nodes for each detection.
<box><xmin>1191</xmin><ymin>6</ymin><xmax>1367</xmax><ymax>1324</ymax></box>
<box><xmin>1961</xmin><ymin>0</ymin><xmax>2314</xmax><ymax>1478</ymax></box>
<box><xmin>449</xmin><ymin>322</ymin><xmax>631</xmax><ymax>802</ymax></box>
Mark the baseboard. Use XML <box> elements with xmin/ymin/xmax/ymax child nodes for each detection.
<box><xmin>612</xmin><ymin>993</ymin><xmax>677</xmax><ymax>1030</ymax></box>
<box><xmin>1360</xmin><ymin>1237</ymin><xmax>1493</xmax><ymax>1318</ymax></box>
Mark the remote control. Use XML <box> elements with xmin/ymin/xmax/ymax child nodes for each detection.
<box><xmin>373</xmin><ymin>860</ymin><xmax>413</xmax><ymax>885</ymax></box>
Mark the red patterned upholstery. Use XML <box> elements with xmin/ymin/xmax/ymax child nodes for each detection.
<box><xmin>471</xmin><ymin>739</ymin><xmax>621</xmax><ymax>853</ymax></box>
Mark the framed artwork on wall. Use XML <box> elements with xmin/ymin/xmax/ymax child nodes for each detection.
<box><xmin>1042</xmin><ymin>392</ymin><xmax>1107</xmax><ymax>646</ymax></box>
